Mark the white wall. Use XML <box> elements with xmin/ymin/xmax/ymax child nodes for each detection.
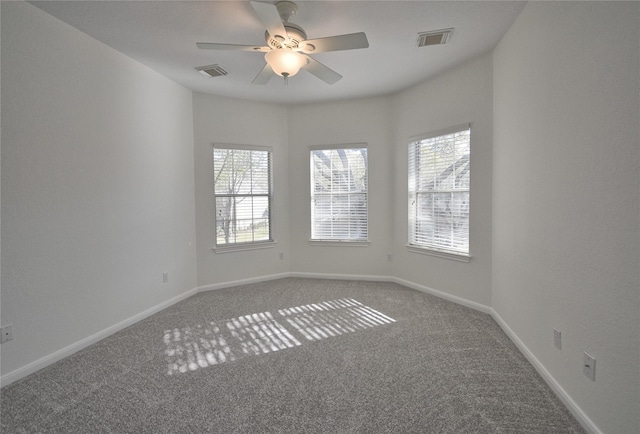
<box><xmin>193</xmin><ymin>93</ymin><xmax>290</xmax><ymax>287</ymax></box>
<box><xmin>1</xmin><ymin>2</ymin><xmax>197</xmax><ymax>378</ymax></box>
<box><xmin>390</xmin><ymin>55</ymin><xmax>494</xmax><ymax>307</ymax></box>
<box><xmin>287</xmin><ymin>97</ymin><xmax>393</xmax><ymax>277</ymax></box>
<box><xmin>493</xmin><ymin>2</ymin><xmax>639</xmax><ymax>433</ymax></box>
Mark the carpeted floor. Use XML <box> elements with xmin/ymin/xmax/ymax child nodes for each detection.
<box><xmin>1</xmin><ymin>278</ymin><xmax>585</xmax><ymax>433</ymax></box>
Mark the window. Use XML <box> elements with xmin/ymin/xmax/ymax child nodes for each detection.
<box><xmin>408</xmin><ymin>126</ymin><xmax>470</xmax><ymax>257</ymax></box>
<box><xmin>310</xmin><ymin>147</ymin><xmax>368</xmax><ymax>241</ymax></box>
<box><xmin>213</xmin><ymin>145</ymin><xmax>273</xmax><ymax>247</ymax></box>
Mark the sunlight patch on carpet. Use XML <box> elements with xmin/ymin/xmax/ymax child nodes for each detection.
<box><xmin>163</xmin><ymin>298</ymin><xmax>395</xmax><ymax>375</ymax></box>
<box><xmin>278</xmin><ymin>298</ymin><xmax>396</xmax><ymax>341</ymax></box>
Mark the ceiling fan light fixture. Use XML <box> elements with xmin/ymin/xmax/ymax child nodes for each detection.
<box><xmin>197</xmin><ymin>1</ymin><xmax>368</xmax><ymax>85</ymax></box>
<box><xmin>265</xmin><ymin>49</ymin><xmax>307</xmax><ymax>79</ymax></box>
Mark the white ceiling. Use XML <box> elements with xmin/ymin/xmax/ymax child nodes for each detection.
<box><xmin>30</xmin><ymin>1</ymin><xmax>526</xmax><ymax>105</ymax></box>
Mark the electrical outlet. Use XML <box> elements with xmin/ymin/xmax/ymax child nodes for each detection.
<box><xmin>279</xmin><ymin>252</ymin><xmax>284</xmax><ymax>260</ymax></box>
<box><xmin>553</xmin><ymin>328</ymin><xmax>562</xmax><ymax>350</ymax></box>
<box><xmin>583</xmin><ymin>352</ymin><xmax>596</xmax><ymax>381</ymax></box>
<box><xmin>1</xmin><ymin>324</ymin><xmax>14</xmax><ymax>344</ymax></box>
<box><xmin>162</xmin><ymin>272</ymin><xmax>169</xmax><ymax>284</ymax></box>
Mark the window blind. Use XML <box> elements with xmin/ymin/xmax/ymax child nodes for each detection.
<box><xmin>214</xmin><ymin>147</ymin><xmax>272</xmax><ymax>246</ymax></box>
<box><xmin>310</xmin><ymin>147</ymin><xmax>368</xmax><ymax>241</ymax></box>
<box><xmin>408</xmin><ymin>127</ymin><xmax>470</xmax><ymax>255</ymax></box>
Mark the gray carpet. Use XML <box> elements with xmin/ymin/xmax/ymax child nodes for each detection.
<box><xmin>1</xmin><ymin>278</ymin><xmax>585</xmax><ymax>433</ymax></box>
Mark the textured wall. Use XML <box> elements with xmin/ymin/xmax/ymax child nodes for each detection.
<box><xmin>1</xmin><ymin>2</ymin><xmax>197</xmax><ymax>377</ymax></box>
<box><xmin>493</xmin><ymin>2</ymin><xmax>639</xmax><ymax>433</ymax></box>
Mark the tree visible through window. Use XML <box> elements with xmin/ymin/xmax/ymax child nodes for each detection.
<box><xmin>408</xmin><ymin>127</ymin><xmax>470</xmax><ymax>256</ymax></box>
<box><xmin>311</xmin><ymin>147</ymin><xmax>368</xmax><ymax>241</ymax></box>
<box><xmin>214</xmin><ymin>146</ymin><xmax>272</xmax><ymax>246</ymax></box>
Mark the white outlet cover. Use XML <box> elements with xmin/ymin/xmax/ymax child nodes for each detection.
<box><xmin>583</xmin><ymin>352</ymin><xmax>596</xmax><ymax>381</ymax></box>
<box><xmin>1</xmin><ymin>324</ymin><xmax>14</xmax><ymax>344</ymax></box>
<box><xmin>553</xmin><ymin>328</ymin><xmax>561</xmax><ymax>349</ymax></box>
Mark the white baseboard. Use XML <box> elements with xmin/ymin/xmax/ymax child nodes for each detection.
<box><xmin>392</xmin><ymin>276</ymin><xmax>491</xmax><ymax>314</ymax></box>
<box><xmin>197</xmin><ymin>272</ymin><xmax>392</xmax><ymax>293</ymax></box>
<box><xmin>0</xmin><ymin>287</ymin><xmax>199</xmax><ymax>388</ymax></box>
<box><xmin>490</xmin><ymin>309</ymin><xmax>601</xmax><ymax>434</ymax></box>
<box><xmin>289</xmin><ymin>271</ymin><xmax>393</xmax><ymax>282</ymax></box>
<box><xmin>196</xmin><ymin>272</ymin><xmax>291</xmax><ymax>292</ymax></box>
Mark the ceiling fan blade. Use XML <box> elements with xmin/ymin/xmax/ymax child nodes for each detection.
<box><xmin>301</xmin><ymin>32</ymin><xmax>369</xmax><ymax>53</ymax></box>
<box><xmin>196</xmin><ymin>42</ymin><xmax>269</xmax><ymax>52</ymax></box>
<box><xmin>252</xmin><ymin>63</ymin><xmax>275</xmax><ymax>85</ymax></box>
<box><xmin>250</xmin><ymin>1</ymin><xmax>287</xmax><ymax>39</ymax></box>
<box><xmin>302</xmin><ymin>56</ymin><xmax>342</xmax><ymax>85</ymax></box>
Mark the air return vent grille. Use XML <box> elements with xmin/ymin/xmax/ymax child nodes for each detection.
<box><xmin>196</xmin><ymin>64</ymin><xmax>228</xmax><ymax>78</ymax></box>
<box><xmin>417</xmin><ymin>28</ymin><xmax>453</xmax><ymax>47</ymax></box>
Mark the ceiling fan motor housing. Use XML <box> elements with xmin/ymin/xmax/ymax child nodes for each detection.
<box><xmin>265</xmin><ymin>23</ymin><xmax>307</xmax><ymax>50</ymax></box>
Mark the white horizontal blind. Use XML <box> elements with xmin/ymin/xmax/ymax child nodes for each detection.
<box><xmin>311</xmin><ymin>148</ymin><xmax>368</xmax><ymax>241</ymax></box>
<box><xmin>214</xmin><ymin>147</ymin><xmax>272</xmax><ymax>246</ymax></box>
<box><xmin>408</xmin><ymin>128</ymin><xmax>470</xmax><ymax>255</ymax></box>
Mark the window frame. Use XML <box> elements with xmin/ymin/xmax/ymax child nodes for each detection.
<box><xmin>213</xmin><ymin>143</ymin><xmax>275</xmax><ymax>252</ymax></box>
<box><xmin>407</xmin><ymin>125</ymin><xmax>471</xmax><ymax>261</ymax></box>
<box><xmin>309</xmin><ymin>144</ymin><xmax>369</xmax><ymax>244</ymax></box>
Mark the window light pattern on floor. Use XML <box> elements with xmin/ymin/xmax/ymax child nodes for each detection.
<box><xmin>164</xmin><ymin>298</ymin><xmax>395</xmax><ymax>375</ymax></box>
<box><xmin>278</xmin><ymin>298</ymin><xmax>396</xmax><ymax>341</ymax></box>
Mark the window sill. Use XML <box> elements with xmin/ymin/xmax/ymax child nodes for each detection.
<box><xmin>309</xmin><ymin>240</ymin><xmax>370</xmax><ymax>247</ymax></box>
<box><xmin>213</xmin><ymin>241</ymin><xmax>276</xmax><ymax>254</ymax></box>
<box><xmin>406</xmin><ymin>245</ymin><xmax>471</xmax><ymax>262</ymax></box>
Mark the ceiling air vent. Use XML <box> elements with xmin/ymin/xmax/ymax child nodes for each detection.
<box><xmin>417</xmin><ymin>28</ymin><xmax>453</xmax><ymax>47</ymax></box>
<box><xmin>196</xmin><ymin>64</ymin><xmax>228</xmax><ymax>78</ymax></box>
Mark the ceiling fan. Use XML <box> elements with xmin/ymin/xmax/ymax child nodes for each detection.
<box><xmin>196</xmin><ymin>0</ymin><xmax>369</xmax><ymax>85</ymax></box>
